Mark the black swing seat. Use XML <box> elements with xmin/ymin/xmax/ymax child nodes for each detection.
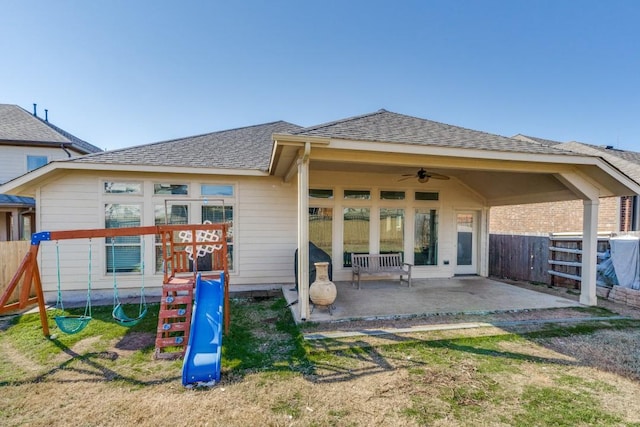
<box><xmin>54</xmin><ymin>315</ymin><xmax>91</xmax><ymax>334</ymax></box>
<box><xmin>112</xmin><ymin>303</ymin><xmax>148</xmax><ymax>327</ymax></box>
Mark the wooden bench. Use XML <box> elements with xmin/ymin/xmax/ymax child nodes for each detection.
<box><xmin>351</xmin><ymin>253</ymin><xmax>412</xmax><ymax>289</ymax></box>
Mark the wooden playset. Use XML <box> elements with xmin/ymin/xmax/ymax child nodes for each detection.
<box><xmin>0</xmin><ymin>223</ymin><xmax>229</xmax><ymax>359</ymax></box>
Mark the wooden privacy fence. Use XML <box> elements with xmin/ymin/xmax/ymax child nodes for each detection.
<box><xmin>489</xmin><ymin>234</ymin><xmax>550</xmax><ymax>284</ymax></box>
<box><xmin>0</xmin><ymin>241</ymin><xmax>31</xmax><ymax>303</ymax></box>
<box><xmin>490</xmin><ymin>233</ymin><xmax>616</xmax><ymax>288</ymax></box>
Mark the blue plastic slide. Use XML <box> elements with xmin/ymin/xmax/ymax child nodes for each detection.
<box><xmin>182</xmin><ymin>273</ymin><xmax>225</xmax><ymax>387</ymax></box>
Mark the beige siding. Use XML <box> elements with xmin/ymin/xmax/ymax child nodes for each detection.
<box><xmin>234</xmin><ymin>177</ymin><xmax>297</xmax><ymax>283</ymax></box>
<box><xmin>0</xmin><ymin>145</ymin><xmax>75</xmax><ymax>183</ymax></box>
<box><xmin>38</xmin><ymin>173</ymin><xmax>106</xmax><ymax>296</ymax></box>
<box><xmin>35</xmin><ymin>168</ymin><xmax>490</xmax><ymax>298</ymax></box>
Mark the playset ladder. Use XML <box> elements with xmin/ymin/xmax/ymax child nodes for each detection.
<box><xmin>154</xmin><ymin>280</ymin><xmax>194</xmax><ymax>359</ymax></box>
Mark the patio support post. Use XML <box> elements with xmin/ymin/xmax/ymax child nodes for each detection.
<box><xmin>581</xmin><ymin>199</ymin><xmax>599</xmax><ymax>306</ymax></box>
<box><xmin>479</xmin><ymin>207</ymin><xmax>490</xmax><ymax>277</ymax></box>
<box><xmin>297</xmin><ymin>143</ymin><xmax>311</xmax><ymax>320</ymax></box>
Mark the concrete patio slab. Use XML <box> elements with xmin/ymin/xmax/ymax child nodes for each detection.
<box><xmin>282</xmin><ymin>276</ymin><xmax>581</xmax><ymax>324</ymax></box>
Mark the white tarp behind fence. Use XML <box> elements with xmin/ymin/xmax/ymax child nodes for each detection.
<box><xmin>610</xmin><ymin>235</ymin><xmax>640</xmax><ymax>290</ymax></box>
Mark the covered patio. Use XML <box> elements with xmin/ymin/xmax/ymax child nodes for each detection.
<box><xmin>282</xmin><ymin>277</ymin><xmax>581</xmax><ymax>324</ymax></box>
<box><xmin>270</xmin><ymin>110</ymin><xmax>640</xmax><ymax>322</ymax></box>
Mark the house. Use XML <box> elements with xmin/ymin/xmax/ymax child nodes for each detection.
<box><xmin>490</xmin><ymin>134</ymin><xmax>640</xmax><ymax>235</ymax></box>
<box><xmin>0</xmin><ymin>104</ymin><xmax>102</xmax><ymax>240</ymax></box>
<box><xmin>1</xmin><ymin>109</ymin><xmax>639</xmax><ymax>320</ymax></box>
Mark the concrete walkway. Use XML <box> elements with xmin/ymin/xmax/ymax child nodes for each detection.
<box><xmin>282</xmin><ymin>276</ymin><xmax>581</xmax><ymax>324</ymax></box>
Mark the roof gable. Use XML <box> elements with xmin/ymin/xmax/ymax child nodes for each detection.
<box><xmin>291</xmin><ymin>109</ymin><xmax>574</xmax><ymax>156</ymax></box>
<box><xmin>0</xmin><ymin>104</ymin><xmax>102</xmax><ymax>154</ymax></box>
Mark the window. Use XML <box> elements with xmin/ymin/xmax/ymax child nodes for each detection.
<box><xmin>344</xmin><ymin>190</ymin><xmax>370</xmax><ymax>200</ymax></box>
<box><xmin>380</xmin><ymin>208</ymin><xmax>404</xmax><ymax>256</ymax></box>
<box><xmin>154</xmin><ymin>204</ymin><xmax>189</xmax><ymax>272</ymax></box>
<box><xmin>201</xmin><ymin>184</ymin><xmax>234</xmax><ymax>197</ymax></box>
<box><xmin>380</xmin><ymin>191</ymin><xmax>405</xmax><ymax>200</ymax></box>
<box><xmin>414</xmin><ymin>209</ymin><xmax>438</xmax><ymax>266</ymax></box>
<box><xmin>309</xmin><ymin>189</ymin><xmax>333</xmax><ymax>199</ymax></box>
<box><xmin>309</xmin><ymin>207</ymin><xmax>332</xmax><ymax>256</ymax></box>
<box><xmin>104</xmin><ymin>182</ymin><xmax>142</xmax><ymax>194</ymax></box>
<box><xmin>105</xmin><ymin>204</ymin><xmax>142</xmax><ymax>273</ymax></box>
<box><xmin>154</xmin><ymin>183</ymin><xmax>188</xmax><ymax>195</ymax></box>
<box><xmin>415</xmin><ymin>191</ymin><xmax>439</xmax><ymax>201</ymax></box>
<box><xmin>202</xmin><ymin>205</ymin><xmax>234</xmax><ymax>269</ymax></box>
<box><xmin>343</xmin><ymin>207</ymin><xmax>369</xmax><ymax>266</ymax></box>
<box><xmin>26</xmin><ymin>155</ymin><xmax>47</xmax><ymax>171</ymax></box>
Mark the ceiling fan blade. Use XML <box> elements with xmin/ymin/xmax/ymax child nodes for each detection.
<box><xmin>398</xmin><ymin>176</ymin><xmax>412</xmax><ymax>182</ymax></box>
<box><xmin>426</xmin><ymin>172</ymin><xmax>450</xmax><ymax>180</ymax></box>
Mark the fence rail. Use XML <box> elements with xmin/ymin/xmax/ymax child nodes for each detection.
<box><xmin>0</xmin><ymin>241</ymin><xmax>31</xmax><ymax>303</ymax></box>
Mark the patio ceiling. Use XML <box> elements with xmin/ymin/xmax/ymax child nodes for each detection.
<box><xmin>271</xmin><ymin>137</ymin><xmax>640</xmax><ymax>207</ymax></box>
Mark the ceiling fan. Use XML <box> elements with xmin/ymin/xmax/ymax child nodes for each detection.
<box><xmin>399</xmin><ymin>168</ymin><xmax>450</xmax><ymax>183</ymax></box>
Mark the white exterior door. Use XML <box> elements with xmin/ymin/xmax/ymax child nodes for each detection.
<box><xmin>454</xmin><ymin>211</ymin><xmax>477</xmax><ymax>275</ymax></box>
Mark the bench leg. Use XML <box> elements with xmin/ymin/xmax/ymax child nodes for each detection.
<box><xmin>400</xmin><ymin>273</ymin><xmax>412</xmax><ymax>287</ymax></box>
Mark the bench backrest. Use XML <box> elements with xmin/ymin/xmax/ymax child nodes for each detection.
<box><xmin>351</xmin><ymin>253</ymin><xmax>403</xmax><ymax>271</ymax></box>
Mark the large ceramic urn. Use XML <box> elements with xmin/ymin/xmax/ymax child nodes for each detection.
<box><xmin>309</xmin><ymin>262</ymin><xmax>337</xmax><ymax>306</ymax></box>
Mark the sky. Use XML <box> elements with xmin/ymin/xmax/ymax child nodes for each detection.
<box><xmin>1</xmin><ymin>1</ymin><xmax>640</xmax><ymax>152</ymax></box>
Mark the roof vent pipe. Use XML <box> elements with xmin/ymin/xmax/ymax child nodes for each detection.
<box><xmin>44</xmin><ymin>109</ymin><xmax>48</xmax><ymax>122</ymax></box>
<box><xmin>33</xmin><ymin>103</ymin><xmax>37</xmax><ymax>117</ymax></box>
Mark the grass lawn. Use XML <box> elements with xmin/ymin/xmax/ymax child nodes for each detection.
<box><xmin>1</xmin><ymin>297</ymin><xmax>640</xmax><ymax>426</ymax></box>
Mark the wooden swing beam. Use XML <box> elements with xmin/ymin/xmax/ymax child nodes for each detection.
<box><xmin>0</xmin><ymin>224</ymin><xmax>230</xmax><ymax>337</ymax></box>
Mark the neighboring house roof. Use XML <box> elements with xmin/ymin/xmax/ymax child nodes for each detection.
<box><xmin>0</xmin><ymin>194</ymin><xmax>34</xmax><ymax>207</ymax></box>
<box><xmin>512</xmin><ymin>134</ymin><xmax>564</xmax><ymax>146</ymax></box>
<box><xmin>290</xmin><ymin>109</ymin><xmax>575</xmax><ymax>156</ymax></box>
<box><xmin>70</xmin><ymin>121</ymin><xmax>302</xmax><ymax>171</ymax></box>
<box><xmin>0</xmin><ymin>104</ymin><xmax>102</xmax><ymax>154</ymax></box>
<box><xmin>559</xmin><ymin>142</ymin><xmax>640</xmax><ymax>185</ymax></box>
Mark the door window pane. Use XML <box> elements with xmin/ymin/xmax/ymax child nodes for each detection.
<box><xmin>380</xmin><ymin>208</ymin><xmax>404</xmax><ymax>255</ymax></box>
<box><xmin>155</xmin><ymin>204</ymin><xmax>189</xmax><ymax>272</ymax></box>
<box><xmin>343</xmin><ymin>207</ymin><xmax>369</xmax><ymax>266</ymax></box>
<box><xmin>309</xmin><ymin>207</ymin><xmax>332</xmax><ymax>256</ymax></box>
<box><xmin>457</xmin><ymin>213</ymin><xmax>473</xmax><ymax>266</ymax></box>
<box><xmin>202</xmin><ymin>205</ymin><xmax>234</xmax><ymax>270</ymax></box>
<box><xmin>414</xmin><ymin>209</ymin><xmax>438</xmax><ymax>266</ymax></box>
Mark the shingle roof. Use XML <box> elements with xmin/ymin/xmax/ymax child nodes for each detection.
<box><xmin>0</xmin><ymin>104</ymin><xmax>102</xmax><ymax>154</ymax></box>
<box><xmin>512</xmin><ymin>134</ymin><xmax>564</xmax><ymax>146</ymax></box>
<box><xmin>71</xmin><ymin>121</ymin><xmax>302</xmax><ymax>171</ymax></box>
<box><xmin>290</xmin><ymin>109</ymin><xmax>575</xmax><ymax>155</ymax></box>
<box><xmin>559</xmin><ymin>142</ymin><xmax>640</xmax><ymax>184</ymax></box>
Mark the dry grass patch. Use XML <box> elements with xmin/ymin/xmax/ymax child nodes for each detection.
<box><xmin>2</xmin><ymin>296</ymin><xmax>640</xmax><ymax>426</ymax></box>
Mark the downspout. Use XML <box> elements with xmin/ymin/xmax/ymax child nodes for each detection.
<box><xmin>297</xmin><ymin>142</ymin><xmax>311</xmax><ymax>320</ymax></box>
<box><xmin>60</xmin><ymin>143</ymin><xmax>72</xmax><ymax>158</ymax></box>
